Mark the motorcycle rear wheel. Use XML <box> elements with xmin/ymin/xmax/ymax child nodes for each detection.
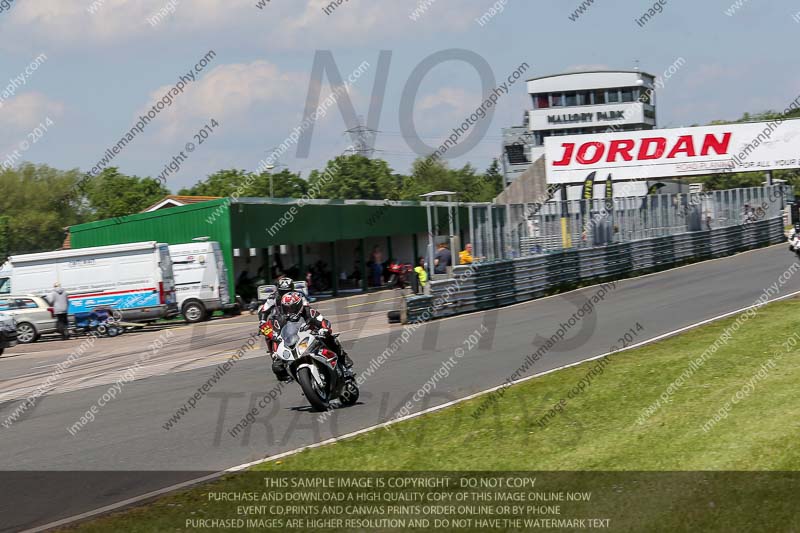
<box><xmin>298</xmin><ymin>367</ymin><xmax>330</xmax><ymax>412</ymax></box>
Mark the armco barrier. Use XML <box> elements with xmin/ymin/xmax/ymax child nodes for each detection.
<box><xmin>402</xmin><ymin>218</ymin><xmax>785</xmax><ymax>323</ymax></box>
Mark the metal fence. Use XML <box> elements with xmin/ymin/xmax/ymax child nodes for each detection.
<box><xmin>467</xmin><ymin>185</ymin><xmax>790</xmax><ymax>260</ymax></box>
<box><xmin>404</xmin><ymin>217</ymin><xmax>786</xmax><ymax>323</ymax></box>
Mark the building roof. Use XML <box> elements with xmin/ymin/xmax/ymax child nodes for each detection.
<box><xmin>142</xmin><ymin>195</ymin><xmax>221</xmax><ymax>212</ymax></box>
<box><xmin>526</xmin><ymin>69</ymin><xmax>655</xmax><ymax>83</ymax></box>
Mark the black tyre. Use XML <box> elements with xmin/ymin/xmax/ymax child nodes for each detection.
<box><xmin>297</xmin><ymin>366</ymin><xmax>330</xmax><ymax>412</ymax></box>
<box><xmin>339</xmin><ymin>379</ymin><xmax>360</xmax><ymax>407</ymax></box>
<box><xmin>16</xmin><ymin>322</ymin><xmax>38</xmax><ymax>344</ymax></box>
<box><xmin>182</xmin><ymin>301</ymin><xmax>206</xmax><ymax>324</ymax></box>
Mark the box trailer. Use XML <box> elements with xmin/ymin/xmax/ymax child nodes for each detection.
<box><xmin>0</xmin><ymin>242</ymin><xmax>178</xmax><ymax>322</ymax></box>
<box><xmin>168</xmin><ymin>241</ymin><xmax>232</xmax><ymax>323</ymax></box>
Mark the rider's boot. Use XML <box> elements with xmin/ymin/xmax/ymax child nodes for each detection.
<box><xmin>271</xmin><ymin>356</ymin><xmax>291</xmax><ymax>382</ymax></box>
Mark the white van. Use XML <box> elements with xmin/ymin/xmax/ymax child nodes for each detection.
<box><xmin>168</xmin><ymin>242</ymin><xmax>231</xmax><ymax>323</ymax></box>
<box><xmin>0</xmin><ymin>242</ymin><xmax>178</xmax><ymax>322</ymax></box>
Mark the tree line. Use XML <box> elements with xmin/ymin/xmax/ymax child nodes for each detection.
<box><xmin>0</xmin><ymin>156</ymin><xmax>503</xmax><ymax>258</ymax></box>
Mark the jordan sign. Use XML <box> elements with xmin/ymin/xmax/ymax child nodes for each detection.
<box><xmin>544</xmin><ymin>119</ymin><xmax>800</xmax><ymax>184</ymax></box>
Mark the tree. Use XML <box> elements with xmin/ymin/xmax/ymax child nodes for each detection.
<box><xmin>399</xmin><ymin>157</ymin><xmax>458</xmax><ymax>200</ymax></box>
<box><xmin>307</xmin><ymin>154</ymin><xmax>396</xmax><ymax>200</ymax></box>
<box><xmin>484</xmin><ymin>158</ymin><xmax>504</xmax><ymax>197</ymax></box>
<box><xmin>0</xmin><ymin>163</ymin><xmax>86</xmax><ymax>254</ymax></box>
<box><xmin>0</xmin><ymin>216</ymin><xmax>9</xmax><ymax>263</ymax></box>
<box><xmin>702</xmin><ymin>171</ymin><xmax>764</xmax><ymax>191</ymax></box>
<box><xmin>397</xmin><ymin>158</ymin><xmax>499</xmax><ymax>203</ymax></box>
<box><xmin>178</xmin><ymin>169</ymin><xmax>252</xmax><ymax>197</ymax></box>
<box><xmin>84</xmin><ymin>168</ymin><xmax>170</xmax><ymax>220</ymax></box>
<box><xmin>250</xmin><ymin>169</ymin><xmax>309</xmax><ymax>198</ymax></box>
<box><xmin>178</xmin><ymin>168</ymin><xmax>308</xmax><ymax>198</ymax></box>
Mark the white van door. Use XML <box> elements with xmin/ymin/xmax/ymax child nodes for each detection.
<box><xmin>212</xmin><ymin>243</ymin><xmax>230</xmax><ymax>304</ymax></box>
<box><xmin>157</xmin><ymin>244</ymin><xmax>178</xmax><ymax>312</ymax></box>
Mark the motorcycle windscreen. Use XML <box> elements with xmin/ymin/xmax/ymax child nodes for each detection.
<box><xmin>280</xmin><ymin>319</ymin><xmax>303</xmax><ymax>348</ymax></box>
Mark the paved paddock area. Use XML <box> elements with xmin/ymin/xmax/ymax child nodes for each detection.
<box><xmin>0</xmin><ymin>290</ymin><xmax>406</xmax><ymax>403</ymax></box>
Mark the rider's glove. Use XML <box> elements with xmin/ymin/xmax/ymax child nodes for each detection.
<box><xmin>318</xmin><ymin>328</ymin><xmax>330</xmax><ymax>337</ymax></box>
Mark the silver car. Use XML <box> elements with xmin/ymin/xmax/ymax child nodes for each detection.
<box><xmin>0</xmin><ymin>295</ymin><xmax>58</xmax><ymax>343</ymax></box>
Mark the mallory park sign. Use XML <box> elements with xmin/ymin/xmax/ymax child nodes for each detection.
<box><xmin>547</xmin><ymin>110</ymin><xmax>625</xmax><ymax>125</ymax></box>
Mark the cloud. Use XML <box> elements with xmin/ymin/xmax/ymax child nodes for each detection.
<box><xmin>0</xmin><ymin>92</ymin><xmax>64</xmax><ymax>130</ymax></box>
<box><xmin>418</xmin><ymin>87</ymin><xmax>479</xmax><ymax>118</ymax></box>
<box><xmin>138</xmin><ymin>60</ymin><xmax>308</xmax><ymax>141</ymax></box>
<box><xmin>0</xmin><ymin>92</ymin><xmax>65</xmax><ymax>157</ymax></box>
<box><xmin>3</xmin><ymin>0</ymin><xmax>251</xmax><ymax>44</ymax></box>
<box><xmin>266</xmin><ymin>0</ymin><xmax>494</xmax><ymax>49</ymax></box>
<box><xmin>2</xmin><ymin>0</ymin><xmax>486</xmax><ymax>48</ymax></box>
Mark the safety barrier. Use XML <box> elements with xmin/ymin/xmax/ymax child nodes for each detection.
<box><xmin>402</xmin><ymin>217</ymin><xmax>785</xmax><ymax>323</ymax></box>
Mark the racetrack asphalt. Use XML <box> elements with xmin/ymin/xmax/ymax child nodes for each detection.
<box><xmin>1</xmin><ymin>244</ymin><xmax>798</xmax><ymax>532</ymax></box>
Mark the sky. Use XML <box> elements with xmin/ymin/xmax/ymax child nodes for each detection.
<box><xmin>0</xmin><ymin>0</ymin><xmax>798</xmax><ymax>191</ymax></box>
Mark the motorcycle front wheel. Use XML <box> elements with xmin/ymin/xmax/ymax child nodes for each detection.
<box><xmin>297</xmin><ymin>367</ymin><xmax>330</xmax><ymax>411</ymax></box>
<box><xmin>339</xmin><ymin>379</ymin><xmax>360</xmax><ymax>407</ymax></box>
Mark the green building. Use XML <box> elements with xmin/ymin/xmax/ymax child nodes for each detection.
<box><xmin>69</xmin><ymin>197</ymin><xmax>469</xmax><ymax>301</ymax></box>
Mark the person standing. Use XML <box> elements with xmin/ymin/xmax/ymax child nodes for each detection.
<box><xmin>413</xmin><ymin>257</ymin><xmax>428</xmax><ymax>293</ymax></box>
<box><xmin>46</xmin><ymin>282</ymin><xmax>69</xmax><ymax>340</ymax></box>
<box><xmin>433</xmin><ymin>242</ymin><xmax>451</xmax><ymax>275</ymax></box>
<box><xmin>459</xmin><ymin>243</ymin><xmax>474</xmax><ymax>265</ymax></box>
<box><xmin>370</xmin><ymin>245</ymin><xmax>383</xmax><ymax>287</ymax></box>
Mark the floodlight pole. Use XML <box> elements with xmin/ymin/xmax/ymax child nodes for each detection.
<box><xmin>468</xmin><ymin>205</ymin><xmax>475</xmax><ymax>260</ymax></box>
<box><xmin>447</xmin><ymin>194</ymin><xmax>456</xmax><ymax>253</ymax></box>
<box><xmin>426</xmin><ymin>202</ymin><xmax>435</xmax><ymax>277</ymax></box>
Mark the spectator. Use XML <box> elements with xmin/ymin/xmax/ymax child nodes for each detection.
<box><xmin>743</xmin><ymin>204</ymin><xmax>757</xmax><ymax>224</ymax></box>
<box><xmin>370</xmin><ymin>246</ymin><xmax>383</xmax><ymax>287</ymax></box>
<box><xmin>414</xmin><ymin>257</ymin><xmax>428</xmax><ymax>291</ymax></box>
<box><xmin>46</xmin><ymin>282</ymin><xmax>69</xmax><ymax>340</ymax></box>
<box><xmin>433</xmin><ymin>242</ymin><xmax>451</xmax><ymax>274</ymax></box>
<box><xmin>459</xmin><ymin>243</ymin><xmax>474</xmax><ymax>265</ymax></box>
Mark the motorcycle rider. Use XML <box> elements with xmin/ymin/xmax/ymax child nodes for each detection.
<box><xmin>789</xmin><ymin>223</ymin><xmax>800</xmax><ymax>252</ymax></box>
<box><xmin>258</xmin><ymin>276</ymin><xmax>294</xmax><ymax>323</ymax></box>
<box><xmin>259</xmin><ymin>278</ymin><xmax>353</xmax><ymax>382</ymax></box>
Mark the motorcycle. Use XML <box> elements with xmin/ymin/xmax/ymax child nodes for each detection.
<box><xmin>264</xmin><ymin>318</ymin><xmax>359</xmax><ymax>411</ymax></box>
<box><xmin>789</xmin><ymin>232</ymin><xmax>800</xmax><ymax>253</ymax></box>
<box><xmin>387</xmin><ymin>261</ymin><xmax>413</xmax><ymax>289</ymax></box>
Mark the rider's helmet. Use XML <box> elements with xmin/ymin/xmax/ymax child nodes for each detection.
<box><xmin>280</xmin><ymin>292</ymin><xmax>304</xmax><ymax>319</ymax></box>
<box><xmin>277</xmin><ymin>277</ymin><xmax>294</xmax><ymax>297</ymax></box>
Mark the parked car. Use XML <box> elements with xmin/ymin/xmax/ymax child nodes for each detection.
<box><xmin>0</xmin><ymin>295</ymin><xmax>57</xmax><ymax>343</ymax></box>
<box><xmin>0</xmin><ymin>311</ymin><xmax>18</xmax><ymax>356</ymax></box>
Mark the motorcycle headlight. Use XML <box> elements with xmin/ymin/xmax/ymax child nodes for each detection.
<box><xmin>298</xmin><ymin>340</ymin><xmax>309</xmax><ymax>353</ymax></box>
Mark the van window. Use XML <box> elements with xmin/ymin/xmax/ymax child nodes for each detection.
<box><xmin>0</xmin><ymin>277</ymin><xmax>9</xmax><ymax>295</ymax></box>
